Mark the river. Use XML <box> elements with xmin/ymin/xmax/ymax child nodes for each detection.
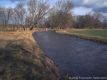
<box><xmin>33</xmin><ymin>31</ymin><xmax>107</xmax><ymax>77</ymax></box>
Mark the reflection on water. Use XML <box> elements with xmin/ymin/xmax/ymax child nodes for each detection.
<box><xmin>33</xmin><ymin>31</ymin><xmax>107</xmax><ymax>77</ymax></box>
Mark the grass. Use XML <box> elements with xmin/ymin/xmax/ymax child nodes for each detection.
<box><xmin>68</xmin><ymin>29</ymin><xmax>107</xmax><ymax>38</ymax></box>
<box><xmin>0</xmin><ymin>32</ymin><xmax>60</xmax><ymax>80</ymax></box>
<box><xmin>66</xmin><ymin>29</ymin><xmax>107</xmax><ymax>44</ymax></box>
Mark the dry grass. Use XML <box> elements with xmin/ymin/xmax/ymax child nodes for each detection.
<box><xmin>0</xmin><ymin>31</ymin><xmax>60</xmax><ymax>80</ymax></box>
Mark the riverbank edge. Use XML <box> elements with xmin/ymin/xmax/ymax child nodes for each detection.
<box><xmin>24</xmin><ymin>31</ymin><xmax>61</xmax><ymax>79</ymax></box>
<box><xmin>32</xmin><ymin>32</ymin><xmax>61</xmax><ymax>76</ymax></box>
<box><xmin>57</xmin><ymin>31</ymin><xmax>107</xmax><ymax>44</ymax></box>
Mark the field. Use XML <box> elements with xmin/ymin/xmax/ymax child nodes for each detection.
<box><xmin>66</xmin><ymin>29</ymin><xmax>107</xmax><ymax>43</ymax></box>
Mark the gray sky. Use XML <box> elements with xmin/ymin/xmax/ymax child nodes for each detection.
<box><xmin>72</xmin><ymin>0</ymin><xmax>107</xmax><ymax>15</ymax></box>
<box><xmin>0</xmin><ymin>0</ymin><xmax>107</xmax><ymax>16</ymax></box>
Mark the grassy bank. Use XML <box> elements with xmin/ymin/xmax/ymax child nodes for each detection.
<box><xmin>0</xmin><ymin>31</ymin><xmax>60</xmax><ymax>80</ymax></box>
<box><xmin>68</xmin><ymin>29</ymin><xmax>107</xmax><ymax>38</ymax></box>
<box><xmin>64</xmin><ymin>29</ymin><xmax>107</xmax><ymax>44</ymax></box>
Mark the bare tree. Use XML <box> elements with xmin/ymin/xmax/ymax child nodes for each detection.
<box><xmin>75</xmin><ymin>13</ymin><xmax>103</xmax><ymax>28</ymax></box>
<box><xmin>14</xmin><ymin>3</ymin><xmax>26</xmax><ymax>30</ymax></box>
<box><xmin>0</xmin><ymin>7</ymin><xmax>12</xmax><ymax>31</ymax></box>
<box><xmin>5</xmin><ymin>8</ymin><xmax>13</xmax><ymax>27</ymax></box>
<box><xmin>55</xmin><ymin>0</ymin><xmax>73</xmax><ymax>13</ymax></box>
<box><xmin>27</xmin><ymin>0</ymin><xmax>49</xmax><ymax>30</ymax></box>
<box><xmin>0</xmin><ymin>7</ymin><xmax>5</xmax><ymax>25</ymax></box>
<box><xmin>46</xmin><ymin>0</ymin><xmax>73</xmax><ymax>29</ymax></box>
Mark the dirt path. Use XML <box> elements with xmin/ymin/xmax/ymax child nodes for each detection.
<box><xmin>33</xmin><ymin>31</ymin><xmax>107</xmax><ymax>77</ymax></box>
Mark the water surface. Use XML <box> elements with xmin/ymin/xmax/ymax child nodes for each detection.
<box><xmin>33</xmin><ymin>31</ymin><xmax>107</xmax><ymax>77</ymax></box>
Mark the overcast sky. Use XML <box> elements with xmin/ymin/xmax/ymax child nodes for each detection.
<box><xmin>72</xmin><ymin>0</ymin><xmax>107</xmax><ymax>15</ymax></box>
<box><xmin>0</xmin><ymin>0</ymin><xmax>107</xmax><ymax>16</ymax></box>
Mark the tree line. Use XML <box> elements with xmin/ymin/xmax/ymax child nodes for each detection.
<box><xmin>0</xmin><ymin>0</ymin><xmax>106</xmax><ymax>31</ymax></box>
